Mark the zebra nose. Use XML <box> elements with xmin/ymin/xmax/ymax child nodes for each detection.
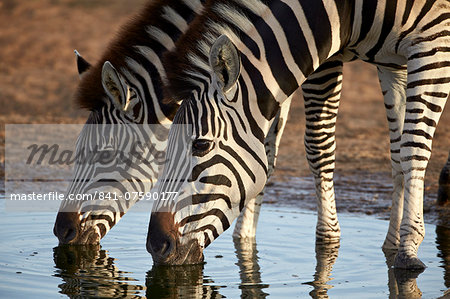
<box><xmin>147</xmin><ymin>212</ymin><xmax>178</xmax><ymax>262</ymax></box>
<box><xmin>54</xmin><ymin>212</ymin><xmax>80</xmax><ymax>244</ymax></box>
<box><xmin>149</xmin><ymin>234</ymin><xmax>175</xmax><ymax>259</ymax></box>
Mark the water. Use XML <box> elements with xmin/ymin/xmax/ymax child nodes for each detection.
<box><xmin>0</xmin><ymin>195</ymin><xmax>448</xmax><ymax>298</ymax></box>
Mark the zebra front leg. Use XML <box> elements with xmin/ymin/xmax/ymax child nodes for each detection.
<box><xmin>394</xmin><ymin>50</ymin><xmax>450</xmax><ymax>269</ymax></box>
<box><xmin>377</xmin><ymin>66</ymin><xmax>408</xmax><ymax>250</ymax></box>
<box><xmin>233</xmin><ymin>193</ymin><xmax>263</xmax><ymax>239</ymax></box>
<box><xmin>302</xmin><ymin>57</ymin><xmax>343</xmax><ymax>242</ymax></box>
<box><xmin>233</xmin><ymin>97</ymin><xmax>292</xmax><ymax>239</ymax></box>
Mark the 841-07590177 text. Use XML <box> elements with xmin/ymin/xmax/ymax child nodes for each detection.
<box><xmin>92</xmin><ymin>191</ymin><xmax>178</xmax><ymax>201</ymax></box>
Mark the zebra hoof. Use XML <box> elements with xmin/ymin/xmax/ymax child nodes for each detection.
<box><xmin>394</xmin><ymin>252</ymin><xmax>426</xmax><ymax>270</ymax></box>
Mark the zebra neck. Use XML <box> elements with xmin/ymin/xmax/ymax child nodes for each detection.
<box><xmin>76</xmin><ymin>0</ymin><xmax>204</xmax><ymax>121</ymax></box>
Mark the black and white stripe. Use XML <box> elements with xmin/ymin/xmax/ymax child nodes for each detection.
<box><xmin>54</xmin><ymin>0</ymin><xmax>292</xmax><ymax>246</ymax></box>
<box><xmin>151</xmin><ymin>0</ymin><xmax>450</xmax><ymax>269</ymax></box>
<box><xmin>54</xmin><ymin>0</ymin><xmax>204</xmax><ymax>244</ymax></box>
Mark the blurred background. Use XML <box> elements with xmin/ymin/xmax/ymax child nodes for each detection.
<box><xmin>0</xmin><ymin>0</ymin><xmax>449</xmax><ymax>217</ymax></box>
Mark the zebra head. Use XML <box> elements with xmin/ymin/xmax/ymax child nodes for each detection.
<box><xmin>54</xmin><ymin>53</ymin><xmax>167</xmax><ymax>244</ymax></box>
<box><xmin>147</xmin><ymin>35</ymin><xmax>274</xmax><ymax>265</ymax></box>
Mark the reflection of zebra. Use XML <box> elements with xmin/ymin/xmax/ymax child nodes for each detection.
<box><xmin>304</xmin><ymin>243</ymin><xmax>340</xmax><ymax>299</ymax></box>
<box><xmin>53</xmin><ymin>0</ymin><xmax>333</xmax><ymax>245</ymax></box>
<box><xmin>307</xmin><ymin>244</ymin><xmax>423</xmax><ymax>298</ymax></box>
<box><xmin>146</xmin><ymin>239</ymin><xmax>268</xmax><ymax>298</ymax></box>
<box><xmin>54</xmin><ymin>242</ymin><xmax>269</xmax><ymax>298</ymax></box>
<box><xmin>53</xmin><ymin>240</ymin><xmax>426</xmax><ymax>298</ymax></box>
<box><xmin>53</xmin><ymin>245</ymin><xmax>145</xmax><ymax>298</ymax></box>
<box><xmin>233</xmin><ymin>238</ymin><xmax>269</xmax><ymax>298</ymax></box>
<box><xmin>150</xmin><ymin>0</ymin><xmax>450</xmax><ymax>269</ymax></box>
<box><xmin>146</xmin><ymin>264</ymin><xmax>222</xmax><ymax>298</ymax></box>
<box><xmin>383</xmin><ymin>249</ymin><xmax>423</xmax><ymax>299</ymax></box>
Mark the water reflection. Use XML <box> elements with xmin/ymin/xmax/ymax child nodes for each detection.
<box><xmin>436</xmin><ymin>225</ymin><xmax>450</xmax><ymax>288</ymax></box>
<box><xmin>303</xmin><ymin>242</ymin><xmax>340</xmax><ymax>299</ymax></box>
<box><xmin>383</xmin><ymin>249</ymin><xmax>424</xmax><ymax>298</ymax></box>
<box><xmin>53</xmin><ymin>245</ymin><xmax>144</xmax><ymax>298</ymax></box>
<box><xmin>145</xmin><ymin>239</ymin><xmax>269</xmax><ymax>298</ymax></box>
<box><xmin>233</xmin><ymin>238</ymin><xmax>269</xmax><ymax>298</ymax></box>
<box><xmin>51</xmin><ymin>224</ymin><xmax>449</xmax><ymax>298</ymax></box>
<box><xmin>53</xmin><ymin>240</ymin><xmax>268</xmax><ymax>298</ymax></box>
<box><xmin>146</xmin><ymin>264</ymin><xmax>222</xmax><ymax>298</ymax></box>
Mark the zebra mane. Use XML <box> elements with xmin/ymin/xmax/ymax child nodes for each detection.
<box><xmin>163</xmin><ymin>0</ymin><xmax>261</xmax><ymax>103</ymax></box>
<box><xmin>75</xmin><ymin>0</ymin><xmax>201</xmax><ymax>111</ymax></box>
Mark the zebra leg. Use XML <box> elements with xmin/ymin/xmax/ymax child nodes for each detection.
<box><xmin>232</xmin><ymin>97</ymin><xmax>292</xmax><ymax>239</ymax></box>
<box><xmin>302</xmin><ymin>56</ymin><xmax>343</xmax><ymax>242</ymax></box>
<box><xmin>394</xmin><ymin>48</ymin><xmax>450</xmax><ymax>269</ymax></box>
<box><xmin>232</xmin><ymin>194</ymin><xmax>263</xmax><ymax>239</ymax></box>
<box><xmin>377</xmin><ymin>66</ymin><xmax>408</xmax><ymax>250</ymax></box>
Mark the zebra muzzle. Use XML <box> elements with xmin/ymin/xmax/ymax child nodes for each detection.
<box><xmin>54</xmin><ymin>212</ymin><xmax>80</xmax><ymax>244</ymax></box>
<box><xmin>147</xmin><ymin>212</ymin><xmax>204</xmax><ymax>265</ymax></box>
<box><xmin>54</xmin><ymin>212</ymin><xmax>100</xmax><ymax>245</ymax></box>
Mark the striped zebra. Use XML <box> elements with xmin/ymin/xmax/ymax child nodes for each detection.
<box><xmin>53</xmin><ymin>0</ymin><xmax>290</xmax><ymax>245</ymax></box>
<box><xmin>149</xmin><ymin>0</ymin><xmax>450</xmax><ymax>269</ymax></box>
<box><xmin>53</xmin><ymin>0</ymin><xmax>200</xmax><ymax>244</ymax></box>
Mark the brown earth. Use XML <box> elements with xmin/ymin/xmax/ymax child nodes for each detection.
<box><xmin>1</xmin><ymin>0</ymin><xmax>449</xmax><ymax>224</ymax></box>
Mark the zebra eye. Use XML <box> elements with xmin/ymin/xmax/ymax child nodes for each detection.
<box><xmin>192</xmin><ymin>139</ymin><xmax>214</xmax><ymax>155</ymax></box>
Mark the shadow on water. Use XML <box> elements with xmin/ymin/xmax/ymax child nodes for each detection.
<box><xmin>52</xmin><ymin>228</ymin><xmax>449</xmax><ymax>298</ymax></box>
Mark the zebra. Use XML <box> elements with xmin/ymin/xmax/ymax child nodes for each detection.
<box><xmin>53</xmin><ymin>0</ymin><xmax>291</xmax><ymax>245</ymax></box>
<box><xmin>148</xmin><ymin>0</ymin><xmax>450</xmax><ymax>270</ymax></box>
<box><xmin>53</xmin><ymin>0</ymin><xmax>200</xmax><ymax>244</ymax></box>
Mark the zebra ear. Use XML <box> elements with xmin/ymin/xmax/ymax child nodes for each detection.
<box><xmin>209</xmin><ymin>35</ymin><xmax>241</xmax><ymax>93</ymax></box>
<box><xmin>74</xmin><ymin>50</ymin><xmax>91</xmax><ymax>78</ymax></box>
<box><xmin>101</xmin><ymin>61</ymin><xmax>129</xmax><ymax>112</ymax></box>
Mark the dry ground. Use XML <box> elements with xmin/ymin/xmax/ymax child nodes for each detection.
<box><xmin>1</xmin><ymin>0</ymin><xmax>449</xmax><ymax>223</ymax></box>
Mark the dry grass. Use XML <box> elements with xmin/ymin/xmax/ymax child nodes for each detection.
<box><xmin>1</xmin><ymin>1</ymin><xmax>449</xmax><ymax>218</ymax></box>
